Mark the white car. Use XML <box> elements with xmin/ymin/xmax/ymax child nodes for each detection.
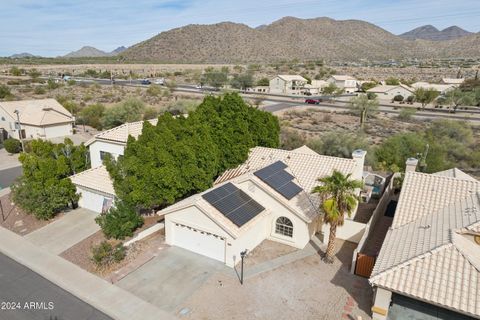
<box><xmin>153</xmin><ymin>78</ymin><xmax>165</xmax><ymax>85</ymax></box>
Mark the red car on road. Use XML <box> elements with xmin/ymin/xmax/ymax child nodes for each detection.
<box><xmin>305</xmin><ymin>99</ymin><xmax>320</xmax><ymax>104</ymax></box>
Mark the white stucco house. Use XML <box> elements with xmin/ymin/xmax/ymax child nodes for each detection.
<box><xmin>441</xmin><ymin>78</ymin><xmax>464</xmax><ymax>86</ymax></box>
<box><xmin>411</xmin><ymin>82</ymin><xmax>455</xmax><ymax>95</ymax></box>
<box><xmin>367</xmin><ymin>84</ymin><xmax>414</xmax><ymax>101</ymax></box>
<box><xmin>326</xmin><ymin>75</ymin><xmax>358</xmax><ymax>93</ymax></box>
<box><xmin>369</xmin><ymin>167</ymin><xmax>480</xmax><ymax>320</ymax></box>
<box><xmin>70</xmin><ymin>118</ymin><xmax>158</xmax><ymax>213</ymax></box>
<box><xmin>269</xmin><ymin>75</ymin><xmax>308</xmax><ymax>95</ymax></box>
<box><xmin>160</xmin><ymin>146</ymin><xmax>368</xmax><ymax>267</ymax></box>
<box><xmin>0</xmin><ymin>99</ymin><xmax>73</xmax><ymax>140</ymax></box>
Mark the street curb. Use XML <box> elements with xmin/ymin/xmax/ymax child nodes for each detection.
<box><xmin>0</xmin><ymin>227</ymin><xmax>176</xmax><ymax>320</ymax></box>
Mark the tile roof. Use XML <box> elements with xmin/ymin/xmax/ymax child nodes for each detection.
<box><xmin>70</xmin><ymin>165</ymin><xmax>115</xmax><ymax>196</ymax></box>
<box><xmin>370</xmin><ymin>170</ymin><xmax>480</xmax><ymax>318</ymax></box>
<box><xmin>0</xmin><ymin>99</ymin><xmax>73</xmax><ymax>126</ymax></box>
<box><xmin>392</xmin><ymin>172</ymin><xmax>480</xmax><ymax>228</ymax></box>
<box><xmin>86</xmin><ymin>118</ymin><xmax>158</xmax><ymax>146</ymax></box>
<box><xmin>434</xmin><ymin>168</ymin><xmax>478</xmax><ymax>182</ymax></box>
<box><xmin>277</xmin><ymin>75</ymin><xmax>307</xmax><ymax>82</ymax></box>
<box><xmin>367</xmin><ymin>84</ymin><xmax>413</xmax><ymax>94</ymax></box>
<box><xmin>330</xmin><ymin>75</ymin><xmax>356</xmax><ymax>81</ymax></box>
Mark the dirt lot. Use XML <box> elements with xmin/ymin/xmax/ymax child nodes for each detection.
<box><xmin>281</xmin><ymin>107</ymin><xmax>425</xmax><ymax>145</ymax></box>
<box><xmin>181</xmin><ymin>240</ymin><xmax>372</xmax><ymax>320</ymax></box>
<box><xmin>59</xmin><ymin>215</ymin><xmax>165</xmax><ymax>278</ymax></box>
<box><xmin>0</xmin><ymin>193</ymin><xmax>59</xmax><ymax>235</ymax></box>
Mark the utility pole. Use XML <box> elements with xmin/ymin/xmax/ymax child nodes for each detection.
<box><xmin>13</xmin><ymin>109</ymin><xmax>25</xmax><ymax>152</ymax></box>
<box><xmin>240</xmin><ymin>249</ymin><xmax>248</xmax><ymax>285</ymax></box>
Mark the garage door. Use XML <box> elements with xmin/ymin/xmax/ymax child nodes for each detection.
<box><xmin>171</xmin><ymin>223</ymin><xmax>225</xmax><ymax>263</ymax></box>
<box><xmin>78</xmin><ymin>187</ymin><xmax>112</xmax><ymax>213</ymax></box>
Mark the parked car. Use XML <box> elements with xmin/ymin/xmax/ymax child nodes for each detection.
<box><xmin>305</xmin><ymin>99</ymin><xmax>323</xmax><ymax>104</ymax></box>
<box><xmin>140</xmin><ymin>79</ymin><xmax>151</xmax><ymax>85</ymax></box>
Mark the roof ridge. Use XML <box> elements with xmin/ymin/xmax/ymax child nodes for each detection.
<box><xmin>409</xmin><ymin>170</ymin><xmax>480</xmax><ymax>183</ymax></box>
<box><xmin>253</xmin><ymin>146</ymin><xmax>356</xmax><ymax>163</ymax></box>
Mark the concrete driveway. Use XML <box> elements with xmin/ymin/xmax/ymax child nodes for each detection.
<box><xmin>25</xmin><ymin>208</ymin><xmax>100</xmax><ymax>255</ymax></box>
<box><xmin>116</xmin><ymin>246</ymin><xmax>226</xmax><ymax>313</ymax></box>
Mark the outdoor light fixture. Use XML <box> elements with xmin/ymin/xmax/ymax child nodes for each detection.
<box><xmin>240</xmin><ymin>249</ymin><xmax>248</xmax><ymax>285</ymax></box>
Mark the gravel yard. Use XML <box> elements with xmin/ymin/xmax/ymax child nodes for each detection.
<box><xmin>60</xmin><ymin>216</ymin><xmax>165</xmax><ymax>278</ymax></box>
<box><xmin>244</xmin><ymin>240</ymin><xmax>298</xmax><ymax>268</ymax></box>
<box><xmin>180</xmin><ymin>240</ymin><xmax>373</xmax><ymax>320</ymax></box>
<box><xmin>0</xmin><ymin>193</ymin><xmax>59</xmax><ymax>235</ymax></box>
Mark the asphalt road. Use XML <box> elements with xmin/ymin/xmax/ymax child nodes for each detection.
<box><xmin>0</xmin><ymin>166</ymin><xmax>22</xmax><ymax>189</ymax></box>
<box><xmin>0</xmin><ymin>252</ymin><xmax>112</xmax><ymax>320</ymax></box>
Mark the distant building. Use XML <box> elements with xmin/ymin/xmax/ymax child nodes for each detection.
<box><xmin>0</xmin><ymin>99</ymin><xmax>73</xmax><ymax>140</ymax></box>
<box><xmin>246</xmin><ymin>86</ymin><xmax>269</xmax><ymax>94</ymax></box>
<box><xmin>367</xmin><ymin>84</ymin><xmax>414</xmax><ymax>101</ymax></box>
<box><xmin>326</xmin><ymin>75</ymin><xmax>358</xmax><ymax>93</ymax></box>
<box><xmin>303</xmin><ymin>80</ymin><xmax>328</xmax><ymax>95</ymax></box>
<box><xmin>411</xmin><ymin>82</ymin><xmax>455</xmax><ymax>95</ymax></box>
<box><xmin>269</xmin><ymin>75</ymin><xmax>307</xmax><ymax>95</ymax></box>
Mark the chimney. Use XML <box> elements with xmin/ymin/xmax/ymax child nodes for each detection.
<box><xmin>351</xmin><ymin>149</ymin><xmax>367</xmax><ymax>180</ymax></box>
<box><xmin>405</xmin><ymin>158</ymin><xmax>418</xmax><ymax>173</ymax></box>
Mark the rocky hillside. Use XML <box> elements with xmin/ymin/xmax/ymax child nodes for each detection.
<box><xmin>64</xmin><ymin>46</ymin><xmax>127</xmax><ymax>58</ymax></box>
<box><xmin>121</xmin><ymin>17</ymin><xmax>480</xmax><ymax>63</ymax></box>
<box><xmin>400</xmin><ymin>25</ymin><xmax>472</xmax><ymax>41</ymax></box>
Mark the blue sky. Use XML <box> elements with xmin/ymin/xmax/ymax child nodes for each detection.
<box><xmin>1</xmin><ymin>0</ymin><xmax>479</xmax><ymax>57</ymax></box>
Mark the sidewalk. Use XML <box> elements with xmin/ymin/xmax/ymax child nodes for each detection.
<box><xmin>25</xmin><ymin>208</ymin><xmax>100</xmax><ymax>255</ymax></box>
<box><xmin>0</xmin><ymin>226</ymin><xmax>176</xmax><ymax>320</ymax></box>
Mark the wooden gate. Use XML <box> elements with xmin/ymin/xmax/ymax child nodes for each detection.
<box><xmin>355</xmin><ymin>253</ymin><xmax>376</xmax><ymax>278</ymax></box>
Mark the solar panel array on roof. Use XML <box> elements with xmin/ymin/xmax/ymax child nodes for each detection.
<box><xmin>202</xmin><ymin>182</ymin><xmax>265</xmax><ymax>227</ymax></box>
<box><xmin>254</xmin><ymin>161</ymin><xmax>303</xmax><ymax>200</ymax></box>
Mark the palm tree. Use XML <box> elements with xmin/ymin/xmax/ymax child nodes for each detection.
<box><xmin>312</xmin><ymin>170</ymin><xmax>363</xmax><ymax>263</ymax></box>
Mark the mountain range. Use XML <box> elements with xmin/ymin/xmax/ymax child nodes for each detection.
<box><xmin>120</xmin><ymin>17</ymin><xmax>480</xmax><ymax>63</ymax></box>
<box><xmin>63</xmin><ymin>46</ymin><xmax>127</xmax><ymax>58</ymax></box>
<box><xmin>399</xmin><ymin>25</ymin><xmax>472</xmax><ymax>41</ymax></box>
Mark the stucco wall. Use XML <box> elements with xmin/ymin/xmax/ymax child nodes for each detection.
<box><xmin>89</xmin><ymin>140</ymin><xmax>125</xmax><ymax>168</ymax></box>
<box><xmin>43</xmin><ymin>123</ymin><xmax>73</xmax><ymax>139</ymax></box>
<box><xmin>269</xmin><ymin>77</ymin><xmax>286</xmax><ymax>94</ymax></box>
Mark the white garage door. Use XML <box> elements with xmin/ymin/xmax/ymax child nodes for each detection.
<box><xmin>78</xmin><ymin>187</ymin><xmax>112</xmax><ymax>213</ymax></box>
<box><xmin>171</xmin><ymin>223</ymin><xmax>225</xmax><ymax>263</ymax></box>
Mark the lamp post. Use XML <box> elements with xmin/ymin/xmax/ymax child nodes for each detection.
<box><xmin>13</xmin><ymin>109</ymin><xmax>25</xmax><ymax>153</ymax></box>
<box><xmin>240</xmin><ymin>249</ymin><xmax>248</xmax><ymax>285</ymax></box>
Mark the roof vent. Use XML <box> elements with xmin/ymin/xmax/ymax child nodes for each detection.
<box><xmin>419</xmin><ymin>224</ymin><xmax>431</xmax><ymax>229</ymax></box>
<box><xmin>464</xmin><ymin>206</ymin><xmax>478</xmax><ymax>216</ymax></box>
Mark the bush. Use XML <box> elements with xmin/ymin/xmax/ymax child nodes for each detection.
<box><xmin>393</xmin><ymin>95</ymin><xmax>404</xmax><ymax>102</ymax></box>
<box><xmin>91</xmin><ymin>241</ymin><xmax>126</xmax><ymax>267</ymax></box>
<box><xmin>4</xmin><ymin>138</ymin><xmax>21</xmax><ymax>153</ymax></box>
<box><xmin>397</xmin><ymin>108</ymin><xmax>416</xmax><ymax>121</ymax></box>
<box><xmin>101</xmin><ymin>98</ymin><xmax>145</xmax><ymax>129</ymax></box>
<box><xmin>146</xmin><ymin>84</ymin><xmax>162</xmax><ymax>97</ymax></box>
<box><xmin>143</xmin><ymin>107</ymin><xmax>158</xmax><ymax>120</ymax></box>
<box><xmin>0</xmin><ymin>84</ymin><xmax>12</xmax><ymax>99</ymax></box>
<box><xmin>47</xmin><ymin>79</ymin><xmax>60</xmax><ymax>90</ymax></box>
<box><xmin>366</xmin><ymin>92</ymin><xmax>377</xmax><ymax>100</ymax></box>
<box><xmin>95</xmin><ymin>201</ymin><xmax>144</xmax><ymax>240</ymax></box>
<box><xmin>78</xmin><ymin>103</ymin><xmax>105</xmax><ymax>129</ymax></box>
<box><xmin>34</xmin><ymin>86</ymin><xmax>46</xmax><ymax>95</ymax></box>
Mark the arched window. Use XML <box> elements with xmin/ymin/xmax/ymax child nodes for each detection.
<box><xmin>275</xmin><ymin>217</ymin><xmax>293</xmax><ymax>237</ymax></box>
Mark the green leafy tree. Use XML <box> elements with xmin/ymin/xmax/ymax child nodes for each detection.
<box><xmin>322</xmin><ymin>83</ymin><xmax>338</xmax><ymax>95</ymax></box>
<box><xmin>397</xmin><ymin>108</ymin><xmax>416</xmax><ymax>121</ymax></box>
<box><xmin>143</xmin><ymin>107</ymin><xmax>159</xmax><ymax>120</ymax></box>
<box><xmin>10</xmin><ymin>66</ymin><xmax>22</xmax><ymax>76</ymax></box>
<box><xmin>11</xmin><ymin>138</ymin><xmax>89</xmax><ymax>219</ymax></box>
<box><xmin>385</xmin><ymin>77</ymin><xmax>400</xmax><ymax>85</ymax></box>
<box><xmin>444</xmin><ymin>88</ymin><xmax>475</xmax><ymax>111</ymax></box>
<box><xmin>28</xmin><ymin>68</ymin><xmax>41</xmax><ymax>79</ymax></box>
<box><xmin>4</xmin><ymin>138</ymin><xmax>22</xmax><ymax>153</ymax></box>
<box><xmin>230</xmin><ymin>73</ymin><xmax>254</xmax><ymax>91</ymax></box>
<box><xmin>349</xmin><ymin>94</ymin><xmax>379</xmax><ymax>129</ymax></box>
<box><xmin>361</xmin><ymin>82</ymin><xmax>377</xmax><ymax>92</ymax></box>
<box><xmin>101</xmin><ymin>98</ymin><xmax>145</xmax><ymax>129</ymax></box>
<box><xmin>414</xmin><ymin>88</ymin><xmax>439</xmax><ymax>108</ymax></box>
<box><xmin>78</xmin><ymin>103</ymin><xmax>105</xmax><ymax>130</ymax></box>
<box><xmin>202</xmin><ymin>71</ymin><xmax>228</xmax><ymax>89</ymax></box>
<box><xmin>95</xmin><ymin>201</ymin><xmax>144</xmax><ymax>240</ymax></box>
<box><xmin>256</xmin><ymin>77</ymin><xmax>270</xmax><ymax>86</ymax></box>
<box><xmin>312</xmin><ymin>171</ymin><xmax>363</xmax><ymax>263</ymax></box>
<box><xmin>0</xmin><ymin>84</ymin><xmax>12</xmax><ymax>99</ymax></box>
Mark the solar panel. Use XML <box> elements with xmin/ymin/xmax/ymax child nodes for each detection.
<box><xmin>254</xmin><ymin>161</ymin><xmax>303</xmax><ymax>200</ymax></box>
<box><xmin>202</xmin><ymin>182</ymin><xmax>264</xmax><ymax>227</ymax></box>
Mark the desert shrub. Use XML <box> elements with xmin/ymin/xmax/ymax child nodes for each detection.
<box><xmin>393</xmin><ymin>95</ymin><xmax>404</xmax><ymax>102</ymax></box>
<box><xmin>78</xmin><ymin>103</ymin><xmax>105</xmax><ymax>129</ymax></box>
<box><xmin>366</xmin><ymin>92</ymin><xmax>377</xmax><ymax>100</ymax></box>
<box><xmin>146</xmin><ymin>84</ymin><xmax>162</xmax><ymax>97</ymax></box>
<box><xmin>101</xmin><ymin>98</ymin><xmax>145</xmax><ymax>129</ymax></box>
<box><xmin>67</xmin><ymin>79</ymin><xmax>76</xmax><ymax>86</ymax></box>
<box><xmin>91</xmin><ymin>241</ymin><xmax>126</xmax><ymax>267</ymax></box>
<box><xmin>10</xmin><ymin>66</ymin><xmax>23</xmax><ymax>76</ymax></box>
<box><xmin>34</xmin><ymin>86</ymin><xmax>46</xmax><ymax>95</ymax></box>
<box><xmin>397</xmin><ymin>108</ymin><xmax>416</xmax><ymax>121</ymax></box>
<box><xmin>256</xmin><ymin>77</ymin><xmax>270</xmax><ymax>86</ymax></box>
<box><xmin>143</xmin><ymin>107</ymin><xmax>158</xmax><ymax>120</ymax></box>
<box><xmin>280</xmin><ymin>128</ymin><xmax>306</xmax><ymax>150</ymax></box>
<box><xmin>28</xmin><ymin>69</ymin><xmax>41</xmax><ymax>79</ymax></box>
<box><xmin>95</xmin><ymin>201</ymin><xmax>144</xmax><ymax>240</ymax></box>
<box><xmin>0</xmin><ymin>84</ymin><xmax>11</xmax><ymax>99</ymax></box>
<box><xmin>47</xmin><ymin>79</ymin><xmax>60</xmax><ymax>90</ymax></box>
<box><xmin>4</xmin><ymin>138</ymin><xmax>21</xmax><ymax>153</ymax></box>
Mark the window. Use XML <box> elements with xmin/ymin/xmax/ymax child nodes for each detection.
<box><xmin>275</xmin><ymin>217</ymin><xmax>293</xmax><ymax>237</ymax></box>
<box><xmin>100</xmin><ymin>151</ymin><xmax>111</xmax><ymax>161</ymax></box>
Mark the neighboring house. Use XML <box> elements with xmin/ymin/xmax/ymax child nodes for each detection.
<box><xmin>367</xmin><ymin>84</ymin><xmax>414</xmax><ymax>101</ymax></box>
<box><xmin>269</xmin><ymin>75</ymin><xmax>307</xmax><ymax>95</ymax></box>
<box><xmin>303</xmin><ymin>80</ymin><xmax>328</xmax><ymax>95</ymax></box>
<box><xmin>0</xmin><ymin>99</ymin><xmax>73</xmax><ymax>139</ymax></box>
<box><xmin>70</xmin><ymin>118</ymin><xmax>158</xmax><ymax>213</ymax></box>
<box><xmin>246</xmin><ymin>86</ymin><xmax>269</xmax><ymax>93</ymax></box>
<box><xmin>411</xmin><ymin>82</ymin><xmax>455</xmax><ymax>95</ymax></box>
<box><xmin>160</xmin><ymin>146</ymin><xmax>368</xmax><ymax>267</ymax></box>
<box><xmin>369</xmin><ymin>166</ymin><xmax>480</xmax><ymax>320</ymax></box>
<box><xmin>326</xmin><ymin>75</ymin><xmax>358</xmax><ymax>93</ymax></box>
<box><xmin>441</xmin><ymin>78</ymin><xmax>465</xmax><ymax>86</ymax></box>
